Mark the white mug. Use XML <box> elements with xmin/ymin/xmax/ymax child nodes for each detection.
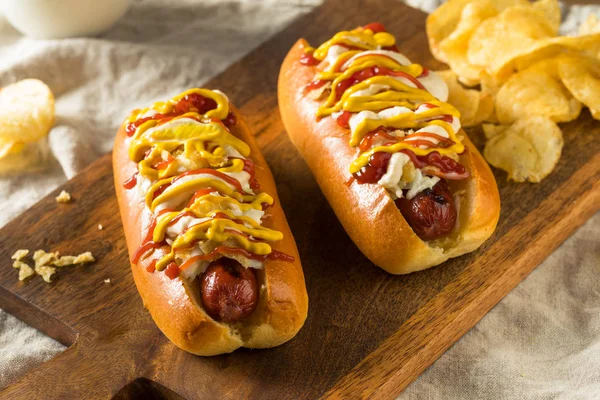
<box><xmin>1</xmin><ymin>0</ymin><xmax>132</xmax><ymax>39</ymax></box>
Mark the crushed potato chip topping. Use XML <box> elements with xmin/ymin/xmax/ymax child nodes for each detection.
<box><xmin>74</xmin><ymin>252</ymin><xmax>95</xmax><ymax>264</ymax></box>
<box><xmin>10</xmin><ymin>248</ymin><xmax>95</xmax><ymax>283</ymax></box>
<box><xmin>33</xmin><ymin>250</ymin><xmax>59</xmax><ymax>268</ymax></box>
<box><xmin>427</xmin><ymin>0</ymin><xmax>599</xmax><ymax>182</ymax></box>
<box><xmin>35</xmin><ymin>265</ymin><xmax>56</xmax><ymax>283</ymax></box>
<box><xmin>14</xmin><ymin>261</ymin><xmax>35</xmax><ymax>281</ymax></box>
<box><xmin>54</xmin><ymin>255</ymin><xmax>77</xmax><ymax>267</ymax></box>
<box><xmin>55</xmin><ymin>190</ymin><xmax>72</xmax><ymax>203</ymax></box>
<box><xmin>11</xmin><ymin>249</ymin><xmax>29</xmax><ymax>261</ymax></box>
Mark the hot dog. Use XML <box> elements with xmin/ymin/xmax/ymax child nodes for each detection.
<box><xmin>278</xmin><ymin>23</ymin><xmax>501</xmax><ymax>274</ymax></box>
<box><xmin>114</xmin><ymin>88</ymin><xmax>308</xmax><ymax>355</ymax></box>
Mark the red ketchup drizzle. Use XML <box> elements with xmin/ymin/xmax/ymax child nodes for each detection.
<box><xmin>179</xmin><ymin>246</ymin><xmax>295</xmax><ymax>271</ymax></box>
<box><xmin>353</xmin><ymin>147</ymin><xmax>469</xmax><ymax>185</ymax></box>
<box><xmin>305</xmin><ymin>65</ymin><xmax>423</xmax><ymax>97</ymax></box>
<box><xmin>401</xmin><ymin>150</ymin><xmax>469</xmax><ymax>180</ymax></box>
<box><xmin>171</xmin><ymin>168</ymin><xmax>247</xmax><ymax>194</ymax></box>
<box><xmin>125</xmin><ymin>93</ymin><xmax>236</xmax><ymax>137</ymax></box>
<box><xmin>405</xmin><ymin>132</ymin><xmax>455</xmax><ymax>148</ymax></box>
<box><xmin>305</xmin><ymin>79</ymin><xmax>328</xmax><ymax>92</ymax></box>
<box><xmin>336</xmin><ymin>111</ymin><xmax>352</xmax><ymax>129</ymax></box>
<box><xmin>334</xmin><ymin>65</ymin><xmax>425</xmax><ymax>101</ymax></box>
<box><xmin>168</xmin><ymin>211</ymin><xmax>197</xmax><ymax>227</ymax></box>
<box><xmin>363</xmin><ymin>22</ymin><xmax>387</xmax><ymax>33</ymax></box>
<box><xmin>186</xmin><ymin>188</ymin><xmax>217</xmax><ymax>207</ymax></box>
<box><xmin>164</xmin><ymin>262</ymin><xmax>180</xmax><ymax>279</ymax></box>
<box><xmin>300</xmin><ymin>52</ymin><xmax>320</xmax><ymax>66</ymax></box>
<box><xmin>123</xmin><ymin>172</ymin><xmax>138</xmax><ymax>189</ymax></box>
<box><xmin>359</xmin><ymin>128</ymin><xmax>398</xmax><ymax>151</ymax></box>
<box><xmin>222</xmin><ymin>111</ymin><xmax>237</xmax><ymax>128</ymax></box>
<box><xmin>152</xmin><ymin>153</ymin><xmax>175</xmax><ymax>169</ymax></box>
<box><xmin>354</xmin><ymin>152</ymin><xmax>393</xmax><ymax>184</ymax></box>
<box><xmin>146</xmin><ymin>259</ymin><xmax>157</xmax><ymax>273</ymax></box>
<box><xmin>152</xmin><ymin>183</ymin><xmax>171</xmax><ymax>200</ymax></box>
<box><xmin>131</xmin><ymin>208</ymin><xmax>175</xmax><ymax>264</ymax></box>
<box><xmin>241</xmin><ymin>158</ymin><xmax>260</xmax><ymax>190</ymax></box>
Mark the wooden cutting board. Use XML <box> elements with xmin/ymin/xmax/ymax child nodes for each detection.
<box><xmin>1</xmin><ymin>0</ymin><xmax>599</xmax><ymax>398</ymax></box>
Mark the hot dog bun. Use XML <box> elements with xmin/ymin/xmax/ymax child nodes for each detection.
<box><xmin>114</xmin><ymin>99</ymin><xmax>308</xmax><ymax>356</ymax></box>
<box><xmin>278</xmin><ymin>38</ymin><xmax>500</xmax><ymax>274</ymax></box>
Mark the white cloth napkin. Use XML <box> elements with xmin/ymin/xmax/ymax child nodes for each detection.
<box><xmin>0</xmin><ymin>1</ymin><xmax>598</xmax><ymax>398</ymax></box>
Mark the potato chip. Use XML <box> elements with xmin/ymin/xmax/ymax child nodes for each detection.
<box><xmin>0</xmin><ymin>139</ymin><xmax>49</xmax><ymax>175</ymax></box>
<box><xmin>468</xmin><ymin>6</ymin><xmax>556</xmax><ymax>79</ymax></box>
<box><xmin>438</xmin><ymin>2</ymin><xmax>497</xmax><ymax>86</ymax></box>
<box><xmin>475</xmin><ymin>92</ymin><xmax>495</xmax><ymax>124</ymax></box>
<box><xmin>0</xmin><ymin>79</ymin><xmax>55</xmax><ymax>144</ymax></box>
<box><xmin>11</xmin><ymin>249</ymin><xmax>29</xmax><ymax>261</ymax></box>
<box><xmin>437</xmin><ymin>69</ymin><xmax>492</xmax><ymax>126</ymax></box>
<box><xmin>437</xmin><ymin>70</ymin><xmax>479</xmax><ymax>124</ymax></box>
<box><xmin>35</xmin><ymin>265</ymin><xmax>56</xmax><ymax>283</ymax></box>
<box><xmin>55</xmin><ymin>190</ymin><xmax>72</xmax><ymax>203</ymax></box>
<box><xmin>483</xmin><ymin>116</ymin><xmax>563</xmax><ymax>182</ymax></box>
<box><xmin>426</xmin><ymin>0</ymin><xmax>473</xmax><ymax>63</ymax></box>
<box><xmin>559</xmin><ymin>56</ymin><xmax>600</xmax><ymax>120</ymax></box>
<box><xmin>16</xmin><ymin>261</ymin><xmax>35</xmax><ymax>281</ymax></box>
<box><xmin>495</xmin><ymin>66</ymin><xmax>581</xmax><ymax>124</ymax></box>
<box><xmin>53</xmin><ymin>255</ymin><xmax>77</xmax><ymax>267</ymax></box>
<box><xmin>482</xmin><ymin>123</ymin><xmax>508</xmax><ymax>139</ymax></box>
<box><xmin>532</xmin><ymin>0</ymin><xmax>561</xmax><ymax>34</ymax></box>
<box><xmin>33</xmin><ymin>249</ymin><xmax>59</xmax><ymax>268</ymax></box>
<box><xmin>74</xmin><ymin>252</ymin><xmax>95</xmax><ymax>264</ymax></box>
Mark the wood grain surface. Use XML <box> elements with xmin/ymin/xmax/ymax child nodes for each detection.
<box><xmin>1</xmin><ymin>1</ymin><xmax>599</xmax><ymax>399</ymax></box>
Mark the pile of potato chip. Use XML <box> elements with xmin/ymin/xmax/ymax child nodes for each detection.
<box><xmin>427</xmin><ymin>0</ymin><xmax>600</xmax><ymax>182</ymax></box>
<box><xmin>12</xmin><ymin>249</ymin><xmax>95</xmax><ymax>283</ymax></box>
<box><xmin>0</xmin><ymin>79</ymin><xmax>55</xmax><ymax>174</ymax></box>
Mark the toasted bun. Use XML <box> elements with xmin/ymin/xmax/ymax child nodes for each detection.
<box><xmin>278</xmin><ymin>39</ymin><xmax>500</xmax><ymax>274</ymax></box>
<box><xmin>113</xmin><ymin>104</ymin><xmax>308</xmax><ymax>356</ymax></box>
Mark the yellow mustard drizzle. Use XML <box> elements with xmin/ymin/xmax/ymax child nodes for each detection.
<box><xmin>308</xmin><ymin>27</ymin><xmax>465</xmax><ymax>173</ymax></box>
<box><xmin>312</xmin><ymin>29</ymin><xmax>395</xmax><ymax>59</ymax></box>
<box><xmin>124</xmin><ymin>88</ymin><xmax>284</xmax><ymax>272</ymax></box>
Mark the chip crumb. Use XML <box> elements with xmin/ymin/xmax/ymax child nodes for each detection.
<box><xmin>74</xmin><ymin>252</ymin><xmax>95</xmax><ymax>264</ymax></box>
<box><xmin>104</xmin><ymin>278</ymin><xmax>111</xmax><ymax>284</ymax></box>
<box><xmin>33</xmin><ymin>249</ymin><xmax>59</xmax><ymax>268</ymax></box>
<box><xmin>11</xmin><ymin>248</ymin><xmax>95</xmax><ymax>283</ymax></box>
<box><xmin>35</xmin><ymin>265</ymin><xmax>56</xmax><ymax>283</ymax></box>
<box><xmin>53</xmin><ymin>255</ymin><xmax>77</xmax><ymax>267</ymax></box>
<box><xmin>11</xmin><ymin>249</ymin><xmax>29</xmax><ymax>261</ymax></box>
<box><xmin>55</xmin><ymin>190</ymin><xmax>71</xmax><ymax>203</ymax></box>
<box><xmin>98</xmin><ymin>224</ymin><xmax>103</xmax><ymax>230</ymax></box>
<box><xmin>17</xmin><ymin>262</ymin><xmax>35</xmax><ymax>281</ymax></box>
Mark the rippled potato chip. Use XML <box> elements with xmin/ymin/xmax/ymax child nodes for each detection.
<box><xmin>495</xmin><ymin>66</ymin><xmax>581</xmax><ymax>124</ymax></box>
<box><xmin>532</xmin><ymin>0</ymin><xmax>561</xmax><ymax>33</ymax></box>
<box><xmin>0</xmin><ymin>79</ymin><xmax>55</xmax><ymax>145</ymax></box>
<box><xmin>438</xmin><ymin>1</ymin><xmax>497</xmax><ymax>86</ymax></box>
<box><xmin>426</xmin><ymin>0</ymin><xmax>473</xmax><ymax>64</ymax></box>
<box><xmin>475</xmin><ymin>92</ymin><xmax>495</xmax><ymax>124</ymax></box>
<box><xmin>0</xmin><ymin>139</ymin><xmax>49</xmax><ymax>175</ymax></box>
<box><xmin>468</xmin><ymin>6</ymin><xmax>556</xmax><ymax>80</ymax></box>
<box><xmin>483</xmin><ymin>116</ymin><xmax>563</xmax><ymax>182</ymax></box>
<box><xmin>437</xmin><ymin>70</ymin><xmax>493</xmax><ymax>126</ymax></box>
<box><xmin>559</xmin><ymin>56</ymin><xmax>600</xmax><ymax>120</ymax></box>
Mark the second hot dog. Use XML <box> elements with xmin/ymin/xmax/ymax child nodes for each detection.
<box><xmin>278</xmin><ymin>23</ymin><xmax>501</xmax><ymax>274</ymax></box>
